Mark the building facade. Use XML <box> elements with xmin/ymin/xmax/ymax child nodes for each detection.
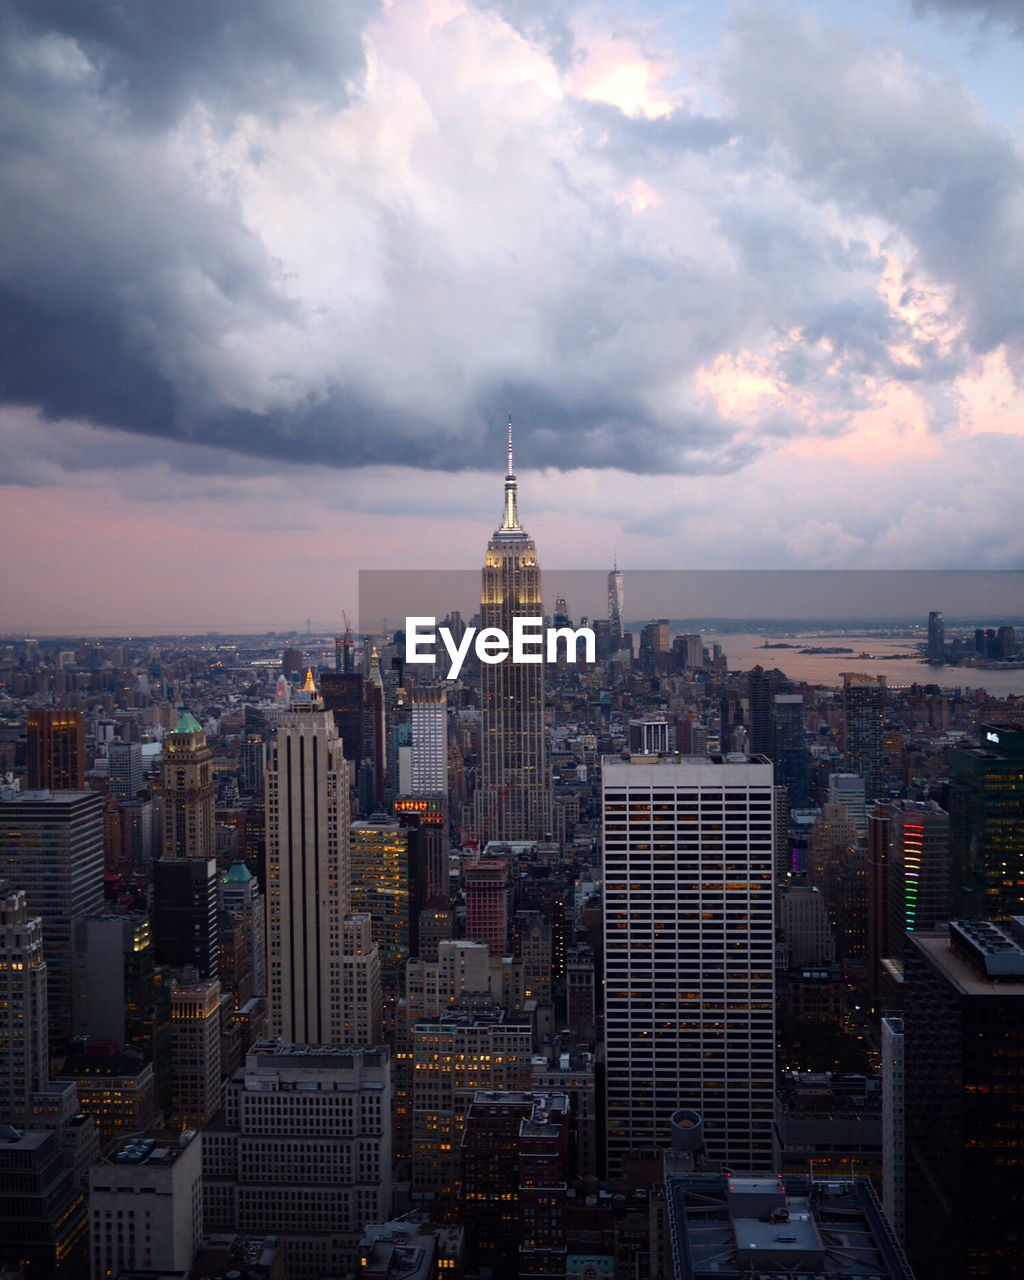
<box><xmin>474</xmin><ymin>421</ymin><xmax>550</xmax><ymax>845</ymax></box>
<box><xmin>89</xmin><ymin>1130</ymin><xmax>203</xmax><ymax>1280</ymax></box>
<box><xmin>26</xmin><ymin>709</ymin><xmax>85</xmax><ymax>792</ymax></box>
<box><xmin>265</xmin><ymin>674</ymin><xmax>381</xmax><ymax>1044</ymax></box>
<box><xmin>0</xmin><ymin>788</ymin><xmax>104</xmax><ymax>1046</ymax></box>
<box><xmin>949</xmin><ymin>723</ymin><xmax>1024</xmax><ymax>920</ymax></box>
<box><xmin>602</xmin><ymin>754</ymin><xmax>776</xmax><ymax>1174</ymax></box>
<box><xmin>904</xmin><ymin>921</ymin><xmax>1024</xmax><ymax>1278</ymax></box>
<box><xmin>203</xmin><ymin>1041</ymin><xmax>392</xmax><ymax>1280</ymax></box>
<box><xmin>162</xmin><ymin>712</ymin><xmax>216</xmax><ymax>859</ymax></box>
<box><xmin>0</xmin><ymin>886</ymin><xmax>48</xmax><ymax>1124</ymax></box>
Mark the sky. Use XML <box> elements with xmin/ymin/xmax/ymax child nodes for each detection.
<box><xmin>2</xmin><ymin>0</ymin><xmax>1024</xmax><ymax>633</ymax></box>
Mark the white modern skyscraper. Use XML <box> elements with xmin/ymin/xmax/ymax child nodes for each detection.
<box><xmin>266</xmin><ymin>672</ymin><xmax>381</xmax><ymax>1044</ymax></box>
<box><xmin>409</xmin><ymin>685</ymin><xmax>447</xmax><ymax>795</ymax></box>
<box><xmin>602</xmin><ymin>754</ymin><xmax>776</xmax><ymax>1174</ymax></box>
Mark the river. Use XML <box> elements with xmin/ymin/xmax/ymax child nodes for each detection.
<box><xmin>708</xmin><ymin>632</ymin><xmax>1024</xmax><ymax>696</ymax></box>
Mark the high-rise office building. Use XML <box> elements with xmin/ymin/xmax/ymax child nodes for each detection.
<box><xmin>108</xmin><ymin>741</ymin><xmax>144</xmax><ymax>803</ymax></box>
<box><xmin>162</xmin><ymin>712</ymin><xmax>215</xmax><ymax>859</ymax></box>
<box><xmin>949</xmin><ymin>722</ymin><xmax>1024</xmax><ymax>920</ymax></box>
<box><xmin>266</xmin><ymin>672</ymin><xmax>380</xmax><ymax>1044</ymax></box>
<box><xmin>26</xmin><ymin>709</ymin><xmax>85</xmax><ymax>791</ymax></box>
<box><xmin>904</xmin><ymin>921</ymin><xmax>1024</xmax><ymax>1278</ymax></box>
<box><xmin>409</xmin><ymin>685</ymin><xmax>447</xmax><ymax>795</ymax></box>
<box><xmin>867</xmin><ymin>802</ymin><xmax>892</xmax><ymax>1002</ymax></box>
<box><xmin>0</xmin><ymin>886</ymin><xmax>48</xmax><ymax>1124</ymax></box>
<box><xmin>152</xmin><ymin>856</ymin><xmax>219</xmax><ymax>978</ymax></box>
<box><xmin>474</xmin><ymin>420</ymin><xmax>550</xmax><ymax>844</ymax></box>
<box><xmin>602</xmin><ymin>754</ymin><xmax>775</xmax><ymax>1174</ymax></box>
<box><xmin>170</xmin><ymin>976</ymin><xmax>223</xmax><ymax>1126</ymax></box>
<box><xmin>0</xmin><ymin>788</ymin><xmax>104</xmax><ymax>1046</ymax></box>
<box><xmin>842</xmin><ymin>673</ymin><xmax>886</xmax><ymax>801</ymax></box>
<box><xmin>772</xmin><ymin>693</ymin><xmax>808</xmax><ymax>808</ymax></box>
<box><xmin>350</xmin><ymin>817</ymin><xmax>410</xmax><ymax>990</ymax></box>
<box><xmin>927</xmin><ymin>611</ymin><xmax>944</xmax><ymax>663</ymax></box>
<box><xmin>318</xmin><ymin>670</ymin><xmax>363</xmax><ymax>773</ymax></box>
<box><xmin>887</xmin><ymin>799</ymin><xmax>950</xmax><ymax>960</ymax></box>
<box><xmin>220</xmin><ymin>861</ymin><xmax>266</xmax><ymax>999</ymax></box>
<box><xmin>747</xmin><ymin>667</ymin><xmax>775</xmax><ymax>758</ymax></box>
<box><xmin>881</xmin><ymin>1014</ymin><xmax>905</xmax><ymax>1244</ymax></box>
<box><xmin>829</xmin><ymin>771</ymin><xmax>867</xmax><ymax>835</ymax></box>
<box><xmin>72</xmin><ymin>915</ymin><xmax>166</xmax><ymax>1046</ymax></box>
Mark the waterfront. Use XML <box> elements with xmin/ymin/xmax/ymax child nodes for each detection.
<box><xmin>710</xmin><ymin>632</ymin><xmax>1024</xmax><ymax>696</ymax></box>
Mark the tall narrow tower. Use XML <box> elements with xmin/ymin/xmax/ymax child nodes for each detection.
<box><xmin>162</xmin><ymin>712</ymin><xmax>215</xmax><ymax>859</ymax></box>
<box><xmin>607</xmin><ymin>557</ymin><xmax>624</xmax><ymax>644</ymax></box>
<box><xmin>266</xmin><ymin>671</ymin><xmax>381</xmax><ymax>1044</ymax></box>
<box><xmin>474</xmin><ymin>419</ymin><xmax>550</xmax><ymax>844</ymax></box>
<box><xmin>0</xmin><ymin>887</ymin><xmax>48</xmax><ymax>1125</ymax></box>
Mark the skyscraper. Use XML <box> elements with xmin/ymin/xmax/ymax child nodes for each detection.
<box><xmin>266</xmin><ymin>671</ymin><xmax>380</xmax><ymax>1044</ymax></box>
<box><xmin>927</xmin><ymin>610</ymin><xmax>944</xmax><ymax>663</ymax></box>
<box><xmin>0</xmin><ymin>788</ymin><xmax>104</xmax><ymax>1046</ymax></box>
<box><xmin>949</xmin><ymin>723</ymin><xmax>1024</xmax><ymax>920</ymax></box>
<box><xmin>772</xmin><ymin>693</ymin><xmax>808</xmax><ymax>808</ymax></box>
<box><xmin>349</xmin><ymin>816</ymin><xmax>410</xmax><ymax>990</ymax></box>
<box><xmin>162</xmin><ymin>712</ymin><xmax>215</xmax><ymax>859</ymax></box>
<box><xmin>153</xmin><ymin>856</ymin><xmax>219</xmax><ymax>978</ymax></box>
<box><xmin>747</xmin><ymin>666</ymin><xmax>774</xmax><ymax>757</ymax></box>
<box><xmin>474</xmin><ymin>419</ymin><xmax>550</xmax><ymax>844</ymax></box>
<box><xmin>0</xmin><ymin>886</ymin><xmax>48</xmax><ymax>1124</ymax></box>
<box><xmin>602</xmin><ymin>753</ymin><xmax>775</xmax><ymax>1174</ymax></box>
<box><xmin>607</xmin><ymin>558</ymin><xmax>624</xmax><ymax>643</ymax></box>
<box><xmin>108</xmin><ymin>741</ymin><xmax>144</xmax><ymax>803</ymax></box>
<box><xmin>887</xmin><ymin>799</ymin><xmax>950</xmax><ymax>960</ymax></box>
<box><xmin>842</xmin><ymin>673</ymin><xmax>886</xmax><ymax>800</ymax></box>
<box><xmin>904</xmin><ymin>921</ymin><xmax>1024</xmax><ymax>1278</ymax></box>
<box><xmin>26</xmin><ymin>709</ymin><xmax>85</xmax><ymax>791</ymax></box>
<box><xmin>409</xmin><ymin>684</ymin><xmax>447</xmax><ymax>796</ymax></box>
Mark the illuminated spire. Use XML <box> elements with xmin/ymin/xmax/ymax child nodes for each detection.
<box><xmin>501</xmin><ymin>414</ymin><xmax>521</xmax><ymax>531</ymax></box>
<box><xmin>303</xmin><ymin>668</ymin><xmax>316</xmax><ymax>694</ymax></box>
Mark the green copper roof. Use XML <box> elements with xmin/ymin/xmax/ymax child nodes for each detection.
<box><xmin>224</xmin><ymin>861</ymin><xmax>253</xmax><ymax>883</ymax></box>
<box><xmin>173</xmin><ymin>711</ymin><xmax>204</xmax><ymax>735</ymax></box>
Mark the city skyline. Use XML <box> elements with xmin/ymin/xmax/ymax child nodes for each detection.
<box><xmin>3</xmin><ymin>1</ymin><xmax>1024</xmax><ymax>633</ymax></box>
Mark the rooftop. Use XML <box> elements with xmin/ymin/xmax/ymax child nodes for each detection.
<box><xmin>108</xmin><ymin>1132</ymin><xmax>196</xmax><ymax>1167</ymax></box>
<box><xmin>911</xmin><ymin>927</ymin><xmax>1024</xmax><ymax>995</ymax></box>
<box><xmin>666</xmin><ymin>1174</ymin><xmax>914</xmax><ymax>1279</ymax></box>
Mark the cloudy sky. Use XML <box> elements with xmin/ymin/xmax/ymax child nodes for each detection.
<box><xmin>2</xmin><ymin>0</ymin><xmax>1024</xmax><ymax>632</ymax></box>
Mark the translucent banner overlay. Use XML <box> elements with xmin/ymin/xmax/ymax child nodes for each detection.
<box><xmin>359</xmin><ymin>569</ymin><xmax>1024</xmax><ymax>692</ymax></box>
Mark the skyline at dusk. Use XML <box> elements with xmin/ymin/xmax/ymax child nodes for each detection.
<box><xmin>4</xmin><ymin>0</ymin><xmax>1024</xmax><ymax>633</ymax></box>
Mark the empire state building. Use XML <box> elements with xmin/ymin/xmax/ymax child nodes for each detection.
<box><xmin>473</xmin><ymin>419</ymin><xmax>551</xmax><ymax>844</ymax></box>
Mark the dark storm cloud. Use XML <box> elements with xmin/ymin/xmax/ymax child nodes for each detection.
<box><xmin>0</xmin><ymin>0</ymin><xmax>377</xmax><ymax>124</ymax></box>
<box><xmin>1</xmin><ymin>0</ymin><xmax>1022</xmax><ymax>488</ymax></box>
